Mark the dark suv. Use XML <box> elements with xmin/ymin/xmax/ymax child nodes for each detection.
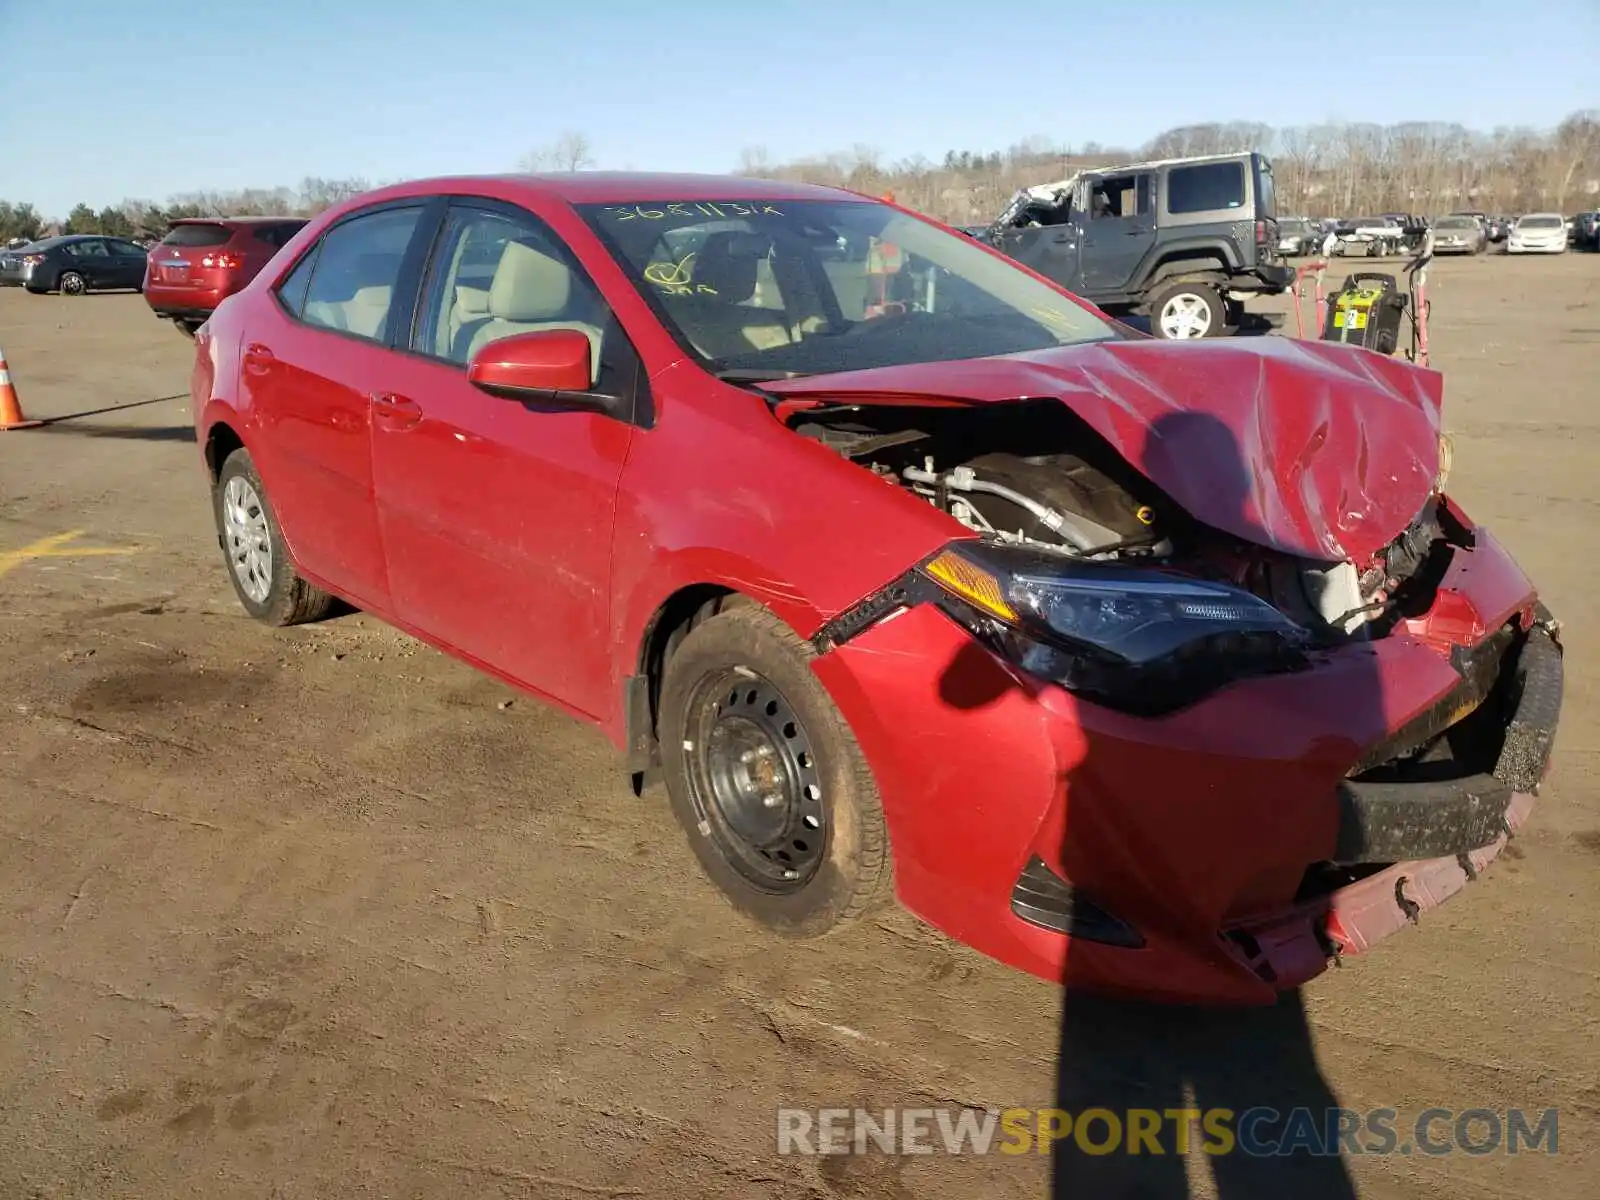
<box><xmin>976</xmin><ymin>151</ymin><xmax>1294</xmax><ymax>339</ymax></box>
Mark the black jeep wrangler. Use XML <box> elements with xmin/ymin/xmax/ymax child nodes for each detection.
<box><xmin>974</xmin><ymin>151</ymin><xmax>1295</xmax><ymax>339</ymax></box>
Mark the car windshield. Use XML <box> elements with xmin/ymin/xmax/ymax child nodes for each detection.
<box><xmin>578</xmin><ymin>198</ymin><xmax>1119</xmax><ymax>378</ymax></box>
<box><xmin>1519</xmin><ymin>215</ymin><xmax>1563</xmax><ymax>229</ymax></box>
<box><xmin>1280</xmin><ymin>219</ymin><xmax>1310</xmax><ymax>234</ymax></box>
<box><xmin>1435</xmin><ymin>217</ymin><xmax>1477</xmax><ymax>230</ymax></box>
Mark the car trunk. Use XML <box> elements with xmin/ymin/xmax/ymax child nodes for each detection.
<box><xmin>149</xmin><ymin>222</ymin><xmax>238</xmax><ymax>291</ymax></box>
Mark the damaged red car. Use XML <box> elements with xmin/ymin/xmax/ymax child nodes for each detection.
<box><xmin>190</xmin><ymin>173</ymin><xmax>1564</xmax><ymax>1004</ymax></box>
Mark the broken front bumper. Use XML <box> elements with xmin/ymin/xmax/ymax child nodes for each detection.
<box><xmin>1220</xmin><ymin>613</ymin><xmax>1561</xmax><ymax>986</ymax></box>
<box><xmin>809</xmin><ymin>526</ymin><xmax>1562</xmax><ymax>1004</ymax></box>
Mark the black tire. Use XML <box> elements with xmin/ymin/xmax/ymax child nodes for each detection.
<box><xmin>58</xmin><ymin>271</ymin><xmax>87</xmax><ymax>296</ymax></box>
<box><xmin>1147</xmin><ymin>279</ymin><xmax>1224</xmax><ymax>339</ymax></box>
<box><xmin>658</xmin><ymin>601</ymin><xmax>889</xmax><ymax>936</ymax></box>
<box><xmin>212</xmin><ymin>447</ymin><xmax>337</xmax><ymax>626</ymax></box>
<box><xmin>173</xmin><ymin>318</ymin><xmax>201</xmax><ymax>339</ymax></box>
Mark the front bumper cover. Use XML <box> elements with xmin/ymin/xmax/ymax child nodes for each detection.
<box><xmin>810</xmin><ymin>527</ymin><xmax>1561</xmax><ymax>1003</ymax></box>
<box><xmin>1332</xmin><ymin>615</ymin><xmax>1561</xmax><ymax>862</ymax></box>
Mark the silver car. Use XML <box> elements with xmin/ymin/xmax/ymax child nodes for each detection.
<box><xmin>1430</xmin><ymin>215</ymin><xmax>1487</xmax><ymax>255</ymax></box>
<box><xmin>1508</xmin><ymin>213</ymin><xmax>1569</xmax><ymax>254</ymax></box>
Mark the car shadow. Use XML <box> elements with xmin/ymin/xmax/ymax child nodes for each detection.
<box><xmin>32</xmin><ymin>394</ymin><xmax>188</xmax><ymax>424</ymax></box>
<box><xmin>33</xmin><ymin>422</ymin><xmax>196</xmax><ymax>443</ymax></box>
<box><xmin>936</xmin><ymin>410</ymin><xmax>1364</xmax><ymax>1197</ymax></box>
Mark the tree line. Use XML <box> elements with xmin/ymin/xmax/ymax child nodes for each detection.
<box><xmin>4</xmin><ymin>113</ymin><xmax>1595</xmax><ymax>246</ymax></box>
<box><xmin>736</xmin><ymin>112</ymin><xmax>1600</xmax><ymax>225</ymax></box>
<box><xmin>0</xmin><ymin>177</ymin><xmax>376</xmax><ymax>244</ymax></box>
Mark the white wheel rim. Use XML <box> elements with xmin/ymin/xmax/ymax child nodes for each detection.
<box><xmin>1158</xmin><ymin>293</ymin><xmax>1213</xmax><ymax>338</ymax></box>
<box><xmin>62</xmin><ymin>274</ymin><xmax>85</xmax><ymax>294</ymax></box>
<box><xmin>222</xmin><ymin>475</ymin><xmax>273</xmax><ymax>602</ymax></box>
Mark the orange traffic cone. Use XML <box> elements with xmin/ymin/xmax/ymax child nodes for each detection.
<box><xmin>0</xmin><ymin>346</ymin><xmax>42</xmax><ymax>430</ymax></box>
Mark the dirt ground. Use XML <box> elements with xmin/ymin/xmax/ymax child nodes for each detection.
<box><xmin>1</xmin><ymin>254</ymin><xmax>1596</xmax><ymax>1199</ymax></box>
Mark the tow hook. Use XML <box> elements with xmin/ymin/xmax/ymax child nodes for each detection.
<box><xmin>1395</xmin><ymin>875</ymin><xmax>1421</xmax><ymax>925</ymax></box>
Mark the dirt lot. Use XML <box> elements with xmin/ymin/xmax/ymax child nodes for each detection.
<box><xmin>1</xmin><ymin>256</ymin><xmax>1596</xmax><ymax>1199</ymax></box>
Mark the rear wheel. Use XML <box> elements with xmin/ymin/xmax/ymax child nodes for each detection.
<box><xmin>1149</xmin><ymin>280</ymin><xmax>1224</xmax><ymax>339</ymax></box>
<box><xmin>658</xmin><ymin>602</ymin><xmax>889</xmax><ymax>936</ymax></box>
<box><xmin>212</xmin><ymin>447</ymin><xmax>337</xmax><ymax>626</ymax></box>
<box><xmin>58</xmin><ymin>271</ymin><xmax>86</xmax><ymax>296</ymax></box>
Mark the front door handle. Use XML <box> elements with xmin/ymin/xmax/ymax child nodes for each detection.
<box><xmin>369</xmin><ymin>392</ymin><xmax>422</xmax><ymax>431</ymax></box>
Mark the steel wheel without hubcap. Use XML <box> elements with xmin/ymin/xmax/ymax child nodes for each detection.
<box><xmin>1158</xmin><ymin>291</ymin><xmax>1214</xmax><ymax>338</ymax></box>
<box><xmin>222</xmin><ymin>474</ymin><xmax>273</xmax><ymax>604</ymax></box>
<box><xmin>59</xmin><ymin>272</ymin><xmax>86</xmax><ymax>296</ymax></box>
<box><xmin>683</xmin><ymin>669</ymin><xmax>826</xmax><ymax>891</ymax></box>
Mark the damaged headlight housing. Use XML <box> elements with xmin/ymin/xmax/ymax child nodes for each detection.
<box><xmin>919</xmin><ymin>541</ymin><xmax>1311</xmax><ymax>714</ymax></box>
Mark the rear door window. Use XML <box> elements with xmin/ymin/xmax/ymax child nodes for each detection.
<box><xmin>297</xmin><ymin>206</ymin><xmax>424</xmax><ymax>343</ymax></box>
<box><xmin>162</xmin><ymin>223</ymin><xmax>234</xmax><ymax>248</ymax></box>
<box><xmin>1166</xmin><ymin>162</ymin><xmax>1247</xmax><ymax>214</ymax></box>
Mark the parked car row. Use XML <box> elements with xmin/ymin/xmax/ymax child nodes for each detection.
<box><xmin>1262</xmin><ymin>210</ymin><xmax>1591</xmax><ymax>258</ymax></box>
<box><xmin>0</xmin><ymin>217</ymin><xmax>309</xmax><ymax>336</ymax></box>
<box><xmin>0</xmin><ymin>233</ymin><xmax>151</xmax><ymax>294</ymax></box>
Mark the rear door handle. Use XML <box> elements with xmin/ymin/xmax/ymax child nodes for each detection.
<box><xmin>369</xmin><ymin>392</ymin><xmax>423</xmax><ymax>431</ymax></box>
<box><xmin>242</xmin><ymin>343</ymin><xmax>274</xmax><ymax>375</ymax></box>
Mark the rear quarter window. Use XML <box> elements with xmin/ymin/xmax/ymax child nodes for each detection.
<box><xmin>252</xmin><ymin>223</ymin><xmax>306</xmax><ymax>249</ymax></box>
<box><xmin>161</xmin><ymin>223</ymin><xmax>234</xmax><ymax>248</ymax></box>
<box><xmin>1166</xmin><ymin>163</ymin><xmax>1247</xmax><ymax>214</ymax></box>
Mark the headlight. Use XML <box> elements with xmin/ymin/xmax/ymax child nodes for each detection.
<box><xmin>919</xmin><ymin>541</ymin><xmax>1310</xmax><ymax>714</ymax></box>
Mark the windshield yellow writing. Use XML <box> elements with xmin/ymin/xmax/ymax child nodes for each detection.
<box><xmin>607</xmin><ymin>202</ymin><xmax>783</xmax><ymax>221</ymax></box>
<box><xmin>643</xmin><ymin>254</ymin><xmax>695</xmax><ymax>286</ymax></box>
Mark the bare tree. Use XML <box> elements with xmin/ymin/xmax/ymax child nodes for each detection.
<box><xmin>14</xmin><ymin>110</ymin><xmax>1597</xmax><ymax>234</ymax></box>
<box><xmin>520</xmin><ymin>131</ymin><xmax>595</xmax><ymax>173</ymax></box>
<box><xmin>736</xmin><ymin>145</ymin><xmax>772</xmax><ymax>176</ymax></box>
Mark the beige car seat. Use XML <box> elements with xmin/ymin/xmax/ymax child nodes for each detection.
<box><xmin>459</xmin><ymin>240</ymin><xmax>604</xmax><ymax>376</ymax></box>
<box><xmin>301</xmin><ymin>252</ymin><xmax>398</xmax><ymax>339</ymax></box>
<box><xmin>667</xmin><ymin>232</ymin><xmax>794</xmax><ymax>359</ymax></box>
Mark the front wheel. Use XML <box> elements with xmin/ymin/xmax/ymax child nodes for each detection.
<box><xmin>212</xmin><ymin>447</ymin><xmax>337</xmax><ymax>626</ymax></box>
<box><xmin>1149</xmin><ymin>280</ymin><xmax>1224</xmax><ymax>339</ymax></box>
<box><xmin>658</xmin><ymin>602</ymin><xmax>889</xmax><ymax>936</ymax></box>
<box><xmin>58</xmin><ymin>271</ymin><xmax>87</xmax><ymax>296</ymax></box>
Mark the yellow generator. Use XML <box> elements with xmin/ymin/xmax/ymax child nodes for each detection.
<box><xmin>1321</xmin><ymin>271</ymin><xmax>1410</xmax><ymax>356</ymax></box>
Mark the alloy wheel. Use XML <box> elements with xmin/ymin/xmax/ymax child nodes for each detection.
<box><xmin>1158</xmin><ymin>293</ymin><xmax>1214</xmax><ymax>339</ymax></box>
<box><xmin>222</xmin><ymin>475</ymin><xmax>273</xmax><ymax>603</ymax></box>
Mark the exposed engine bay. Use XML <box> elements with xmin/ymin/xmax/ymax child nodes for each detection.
<box><xmin>788</xmin><ymin>398</ymin><xmax>1464</xmax><ymax>642</ymax></box>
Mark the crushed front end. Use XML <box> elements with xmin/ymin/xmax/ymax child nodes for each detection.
<box><xmin>799</xmin><ymin>408</ymin><xmax>1564</xmax><ymax>1001</ymax></box>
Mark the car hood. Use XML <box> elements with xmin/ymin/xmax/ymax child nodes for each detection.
<box><xmin>765</xmin><ymin>337</ymin><xmax>1445</xmax><ymax>563</ymax></box>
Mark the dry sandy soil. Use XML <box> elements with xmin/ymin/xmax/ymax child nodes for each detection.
<box><xmin>0</xmin><ymin>254</ymin><xmax>1596</xmax><ymax>1199</ymax></box>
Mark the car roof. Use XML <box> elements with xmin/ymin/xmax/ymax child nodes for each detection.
<box><xmin>349</xmin><ymin>172</ymin><xmax>864</xmax><ymax>207</ymax></box>
<box><xmin>169</xmin><ymin>216</ymin><xmax>307</xmax><ymax>226</ymax></box>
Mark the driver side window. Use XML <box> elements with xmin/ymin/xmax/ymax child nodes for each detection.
<box><xmin>413</xmin><ymin>205</ymin><xmax>612</xmax><ymax>370</ymax></box>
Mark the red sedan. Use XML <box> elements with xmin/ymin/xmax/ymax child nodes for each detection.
<box><xmin>190</xmin><ymin>173</ymin><xmax>1563</xmax><ymax>1004</ymax></box>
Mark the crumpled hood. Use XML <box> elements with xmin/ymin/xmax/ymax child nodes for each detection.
<box><xmin>765</xmin><ymin>337</ymin><xmax>1444</xmax><ymax>562</ymax></box>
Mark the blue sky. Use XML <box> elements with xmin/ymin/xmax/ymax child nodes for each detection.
<box><xmin>1</xmin><ymin>0</ymin><xmax>1595</xmax><ymax>218</ymax></box>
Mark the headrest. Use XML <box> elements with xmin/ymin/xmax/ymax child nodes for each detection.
<box><xmin>691</xmin><ymin>230</ymin><xmax>768</xmax><ymax>303</ymax></box>
<box><xmin>489</xmin><ymin>240</ymin><xmax>572</xmax><ymax>321</ymax></box>
<box><xmin>455</xmin><ymin>283</ymin><xmax>491</xmax><ymax>315</ymax></box>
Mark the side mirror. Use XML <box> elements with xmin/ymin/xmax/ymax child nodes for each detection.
<box><xmin>467</xmin><ymin>328</ymin><xmax>628</xmax><ymax>419</ymax></box>
<box><xmin>468</xmin><ymin>328</ymin><xmax>594</xmax><ymax>397</ymax></box>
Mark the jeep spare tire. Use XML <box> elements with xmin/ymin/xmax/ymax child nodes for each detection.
<box><xmin>1149</xmin><ymin>280</ymin><xmax>1224</xmax><ymax>339</ymax></box>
